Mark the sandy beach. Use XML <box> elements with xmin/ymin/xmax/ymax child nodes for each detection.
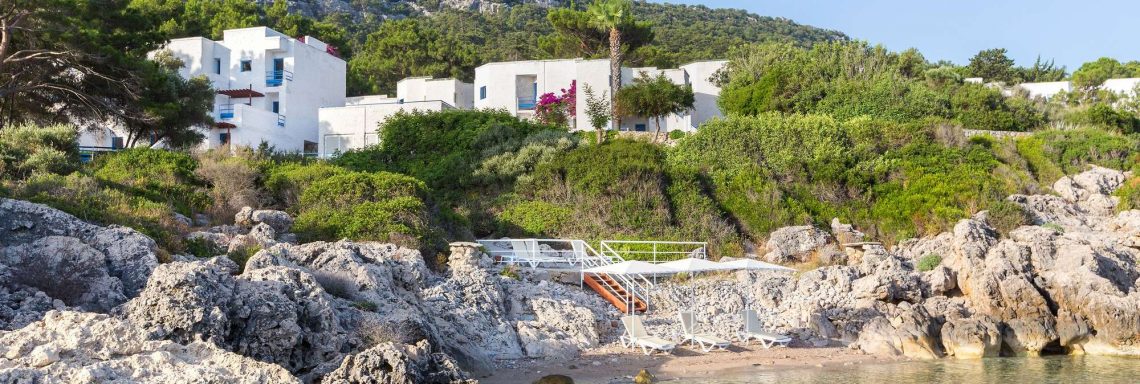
<box><xmin>481</xmin><ymin>344</ymin><xmax>896</xmax><ymax>384</ymax></box>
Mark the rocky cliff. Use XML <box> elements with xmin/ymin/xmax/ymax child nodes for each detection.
<box><xmin>638</xmin><ymin>166</ymin><xmax>1140</xmax><ymax>359</ymax></box>
<box><xmin>2</xmin><ymin>165</ymin><xmax>1139</xmax><ymax>382</ymax></box>
<box><xmin>0</xmin><ymin>198</ymin><xmax>611</xmax><ymax>382</ymax></box>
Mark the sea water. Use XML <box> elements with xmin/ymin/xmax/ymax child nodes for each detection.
<box><xmin>671</xmin><ymin>356</ymin><xmax>1140</xmax><ymax>384</ymax></box>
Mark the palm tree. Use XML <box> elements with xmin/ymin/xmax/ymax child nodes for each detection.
<box><xmin>587</xmin><ymin>0</ymin><xmax>633</xmax><ymax>131</ymax></box>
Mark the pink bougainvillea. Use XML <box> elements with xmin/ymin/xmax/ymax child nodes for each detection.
<box><xmin>535</xmin><ymin>80</ymin><xmax>576</xmax><ymax>127</ymax></box>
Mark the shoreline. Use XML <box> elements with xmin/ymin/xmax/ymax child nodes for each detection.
<box><xmin>480</xmin><ymin>345</ymin><xmax>895</xmax><ymax>384</ymax></box>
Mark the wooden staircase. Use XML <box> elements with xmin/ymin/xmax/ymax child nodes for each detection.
<box><xmin>583</xmin><ymin>273</ymin><xmax>646</xmax><ymax>313</ymax></box>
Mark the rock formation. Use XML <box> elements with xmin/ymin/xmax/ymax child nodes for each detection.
<box><xmin>0</xmin><ymin>198</ymin><xmax>158</xmax><ymax>329</ymax></box>
<box><xmin>0</xmin><ymin>310</ymin><xmax>297</xmax><ymax>383</ymax></box>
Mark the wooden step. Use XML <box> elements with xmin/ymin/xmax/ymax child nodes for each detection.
<box><xmin>583</xmin><ymin>273</ymin><xmax>646</xmax><ymax>313</ymax></box>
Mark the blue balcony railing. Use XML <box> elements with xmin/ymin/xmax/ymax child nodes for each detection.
<box><xmin>277</xmin><ymin>114</ymin><xmax>286</xmax><ymax>127</ymax></box>
<box><xmin>266</xmin><ymin>70</ymin><xmax>293</xmax><ymax>87</ymax></box>
<box><xmin>517</xmin><ymin>96</ymin><xmax>537</xmax><ymax>110</ymax></box>
<box><xmin>219</xmin><ymin>104</ymin><xmax>235</xmax><ymax>120</ymax></box>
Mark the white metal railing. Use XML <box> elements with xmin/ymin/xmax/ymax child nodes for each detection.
<box><xmin>476</xmin><ymin>238</ymin><xmax>703</xmax><ymax>311</ymax></box>
<box><xmin>599</xmin><ymin>240</ymin><xmax>708</xmax><ymax>263</ymax></box>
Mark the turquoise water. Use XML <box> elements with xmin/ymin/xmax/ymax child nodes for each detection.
<box><xmin>672</xmin><ymin>356</ymin><xmax>1140</xmax><ymax>384</ymax></box>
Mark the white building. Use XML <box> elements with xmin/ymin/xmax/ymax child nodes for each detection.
<box><xmin>316</xmin><ymin>77</ymin><xmax>472</xmax><ymax>157</ymax></box>
<box><xmin>1013</xmin><ymin>81</ymin><xmax>1073</xmax><ymax>99</ymax></box>
<box><xmin>472</xmin><ymin>58</ymin><xmax>727</xmax><ymax>133</ymax></box>
<box><xmin>80</xmin><ymin>27</ymin><xmax>346</xmax><ymax>155</ymax></box>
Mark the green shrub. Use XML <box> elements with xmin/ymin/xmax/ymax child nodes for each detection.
<box><xmin>917</xmin><ymin>254</ymin><xmax>942</xmax><ymax>272</ymax></box>
<box><xmin>227</xmin><ymin>244</ymin><xmax>260</xmax><ymax>274</ymax></box>
<box><xmin>13</xmin><ymin>172</ymin><xmax>187</xmax><ymax>251</ymax></box>
<box><xmin>498</xmin><ymin>201</ymin><xmax>573</xmax><ymax>236</ymax></box>
<box><xmin>263</xmin><ymin>162</ymin><xmax>349</xmax><ymax>209</ymax></box>
<box><xmin>352</xmin><ymin>301</ymin><xmax>378</xmax><ymax>312</ymax></box>
<box><xmin>473</xmin><ymin>130</ymin><xmax>580</xmax><ymax>185</ymax></box>
<box><xmin>1041</xmin><ymin>222</ymin><xmax>1065</xmax><ymax>233</ymax></box>
<box><xmin>1063</xmin><ymin>104</ymin><xmax>1140</xmax><ymax>133</ymax></box>
<box><xmin>986</xmin><ymin>200</ymin><xmax>1031</xmax><ymax>236</ymax></box>
<box><xmin>1113</xmin><ymin>177</ymin><xmax>1140</xmax><ymax>211</ymax></box>
<box><xmin>0</xmin><ymin>123</ymin><xmax>80</xmax><ymax>179</ymax></box>
<box><xmin>184</xmin><ymin>237</ymin><xmax>223</xmax><ymax>258</ymax></box>
<box><xmin>1015</xmin><ymin>128</ymin><xmax>1135</xmax><ymax>185</ymax></box>
<box><xmin>334</xmin><ymin>110</ymin><xmax>553</xmax><ymax>199</ymax></box>
<box><xmin>293</xmin><ymin>171</ymin><xmax>433</xmax><ymax>250</ymax></box>
<box><xmin>668</xmin><ymin>130</ymin><xmax>688</xmax><ymax>140</ymax></box>
<box><xmin>93</xmin><ymin>148</ymin><xmax>209</xmax><ymax>216</ymax></box>
<box><xmin>499</xmin><ymin>265</ymin><xmax>520</xmax><ymax>280</ymax></box>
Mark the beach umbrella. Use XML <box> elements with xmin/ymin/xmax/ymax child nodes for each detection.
<box><xmin>721</xmin><ymin>258</ymin><xmax>795</xmax><ymax>311</ymax></box>
<box><xmin>583</xmin><ymin>261</ymin><xmax>673</xmax><ymax>313</ymax></box>
<box><xmin>658</xmin><ymin>258</ymin><xmax>731</xmax><ymax>312</ymax></box>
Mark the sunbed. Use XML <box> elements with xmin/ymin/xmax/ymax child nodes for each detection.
<box><xmin>738</xmin><ymin>309</ymin><xmax>791</xmax><ymax>348</ymax></box>
<box><xmin>620</xmin><ymin>315</ymin><xmax>676</xmax><ymax>355</ymax></box>
<box><xmin>677</xmin><ymin>311</ymin><xmax>731</xmax><ymax>352</ymax></box>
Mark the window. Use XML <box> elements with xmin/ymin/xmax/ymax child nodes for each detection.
<box><xmin>219</xmin><ymin>133</ymin><xmax>230</xmax><ymax>145</ymax></box>
<box><xmin>635</xmin><ymin>124</ymin><xmax>647</xmax><ymax>132</ymax></box>
<box><xmin>240</xmin><ymin>60</ymin><xmax>252</xmax><ymax>72</ymax></box>
<box><xmin>110</xmin><ymin>137</ymin><xmax>124</xmax><ymax>150</ymax></box>
<box><xmin>479</xmin><ymin>86</ymin><xmax>486</xmax><ymax>100</ymax></box>
<box><xmin>213</xmin><ymin>58</ymin><xmax>221</xmax><ymax>74</ymax></box>
<box><xmin>271</xmin><ymin>101</ymin><xmax>279</xmax><ymax>114</ymax></box>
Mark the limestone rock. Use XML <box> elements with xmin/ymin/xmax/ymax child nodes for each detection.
<box><xmin>855</xmin><ymin>303</ymin><xmax>940</xmax><ymax>359</ymax></box>
<box><xmin>764</xmin><ymin>226</ymin><xmax>836</xmax><ymax>263</ymax></box>
<box><xmin>251</xmin><ymin>209</ymin><xmax>294</xmax><ymax>233</ymax></box>
<box><xmin>234</xmin><ymin>206</ymin><xmax>255</xmax><ymax>227</ymax></box>
<box><xmin>0</xmin><ymin>199</ymin><xmax>158</xmax><ymax>329</ymax></box>
<box><xmin>940</xmin><ymin>316</ymin><xmax>1001</xmax><ymax>358</ymax></box>
<box><xmin>323</xmin><ymin>340</ymin><xmax>475</xmax><ymax>384</ymax></box>
<box><xmin>0</xmin><ymin>310</ymin><xmax>297</xmax><ymax>383</ymax></box>
<box><xmin>248</xmin><ymin>223</ymin><xmax>278</xmax><ymax>245</ymax></box>
<box><xmin>1053</xmin><ymin>166</ymin><xmax>1125</xmax><ymax>203</ymax></box>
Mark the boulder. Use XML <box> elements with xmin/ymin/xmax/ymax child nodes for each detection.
<box><xmin>234</xmin><ymin>206</ymin><xmax>255</xmax><ymax>227</ymax></box>
<box><xmin>1052</xmin><ymin>166</ymin><xmax>1125</xmax><ymax>203</ymax></box>
<box><xmin>940</xmin><ymin>316</ymin><xmax>1002</xmax><ymax>358</ymax></box>
<box><xmin>322</xmin><ymin>340</ymin><xmax>475</xmax><ymax>384</ymax></box>
<box><xmin>250</xmin><ymin>209</ymin><xmax>294</xmax><ymax>233</ymax></box>
<box><xmin>248</xmin><ymin>223</ymin><xmax>277</xmax><ymax>245</ymax></box>
<box><xmin>0</xmin><ymin>310</ymin><xmax>297</xmax><ymax>383</ymax></box>
<box><xmin>855</xmin><ymin>303</ymin><xmax>941</xmax><ymax>359</ymax></box>
<box><xmin>123</xmin><ymin>257</ymin><xmax>347</xmax><ymax>374</ymax></box>
<box><xmin>0</xmin><ymin>199</ymin><xmax>158</xmax><ymax>329</ymax></box>
<box><xmin>764</xmin><ymin>226</ymin><xmax>836</xmax><ymax>263</ymax></box>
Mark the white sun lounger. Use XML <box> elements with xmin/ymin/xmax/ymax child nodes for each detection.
<box><xmin>678</xmin><ymin>311</ymin><xmax>731</xmax><ymax>352</ymax></box>
<box><xmin>620</xmin><ymin>315</ymin><xmax>676</xmax><ymax>355</ymax></box>
<box><xmin>738</xmin><ymin>309</ymin><xmax>791</xmax><ymax>348</ymax></box>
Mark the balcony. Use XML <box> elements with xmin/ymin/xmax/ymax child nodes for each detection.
<box><xmin>277</xmin><ymin>114</ymin><xmax>286</xmax><ymax>127</ymax></box>
<box><xmin>517</xmin><ymin>96</ymin><xmax>537</xmax><ymax>111</ymax></box>
<box><xmin>219</xmin><ymin>104</ymin><xmax>235</xmax><ymax>120</ymax></box>
<box><xmin>265</xmin><ymin>70</ymin><xmax>293</xmax><ymax>87</ymax></box>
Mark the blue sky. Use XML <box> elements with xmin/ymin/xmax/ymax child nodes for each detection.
<box><xmin>653</xmin><ymin>0</ymin><xmax>1139</xmax><ymax>70</ymax></box>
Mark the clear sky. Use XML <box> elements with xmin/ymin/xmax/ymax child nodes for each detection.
<box><xmin>652</xmin><ymin>0</ymin><xmax>1140</xmax><ymax>70</ymax></box>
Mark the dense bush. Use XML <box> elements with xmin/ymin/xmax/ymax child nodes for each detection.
<box><xmin>93</xmin><ymin>148</ymin><xmax>209</xmax><ymax>216</ymax></box>
<box><xmin>11</xmin><ymin>172</ymin><xmax>187</xmax><ymax>251</ymax></box>
<box><xmin>510</xmin><ymin>139</ymin><xmax>741</xmax><ymax>257</ymax></box>
<box><xmin>1062</xmin><ymin>104</ymin><xmax>1140</xmax><ymax>133</ymax></box>
<box><xmin>0</xmin><ymin>123</ymin><xmax>80</xmax><ymax>179</ymax></box>
<box><xmin>263</xmin><ymin>161</ymin><xmax>349</xmax><ymax>209</ymax></box>
<box><xmin>195</xmin><ymin>149</ymin><xmax>264</xmax><ymax>223</ymax></box>
<box><xmin>334</xmin><ymin>110</ymin><xmax>553</xmax><ymax>198</ymax></box>
<box><xmin>1015</xmin><ymin>128</ymin><xmax>1136</xmax><ymax>185</ymax></box>
<box><xmin>293</xmin><ymin>171</ymin><xmax>433</xmax><ymax>250</ymax></box>
<box><xmin>986</xmin><ymin>200</ymin><xmax>1031</xmax><ymax>236</ymax></box>
<box><xmin>717</xmin><ymin>42</ymin><xmax>1045</xmax><ymax>131</ymax></box>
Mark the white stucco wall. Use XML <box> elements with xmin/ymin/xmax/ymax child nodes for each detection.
<box><xmin>317</xmin><ymin>100</ymin><xmax>450</xmax><ymax>157</ymax></box>
<box><xmin>395</xmin><ymin>77</ymin><xmax>473</xmax><ymax>108</ymax></box>
<box><xmin>1015</xmin><ymin>81</ymin><xmax>1072</xmax><ymax>99</ymax></box>
<box><xmin>1102</xmin><ymin>78</ymin><xmax>1140</xmax><ymax>97</ymax></box>
<box><xmin>474</xmin><ymin>58</ymin><xmax>724</xmax><ymax>133</ymax></box>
